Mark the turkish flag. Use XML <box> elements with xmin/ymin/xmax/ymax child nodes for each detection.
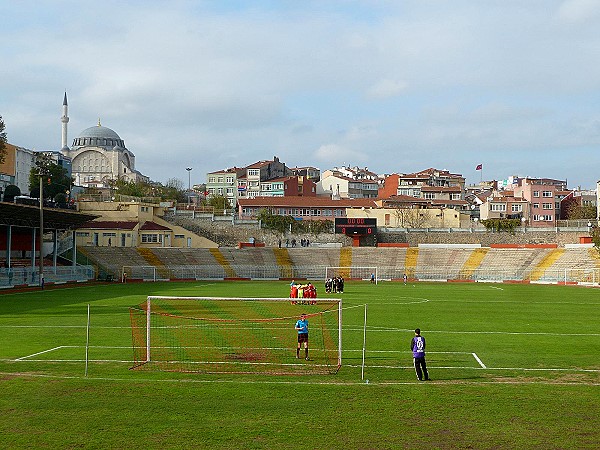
<box><xmin>475</xmin><ymin>164</ymin><xmax>482</xmax><ymax>171</ymax></box>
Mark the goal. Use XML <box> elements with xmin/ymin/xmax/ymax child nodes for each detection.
<box><xmin>129</xmin><ymin>296</ymin><xmax>342</xmax><ymax>375</ymax></box>
<box><xmin>325</xmin><ymin>266</ymin><xmax>378</xmax><ymax>284</ymax></box>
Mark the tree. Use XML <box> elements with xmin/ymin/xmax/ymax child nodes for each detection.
<box><xmin>480</xmin><ymin>218</ymin><xmax>522</xmax><ymax>233</ymax></box>
<box><xmin>29</xmin><ymin>153</ymin><xmax>73</xmax><ymax>201</ymax></box>
<box><xmin>203</xmin><ymin>194</ymin><xmax>230</xmax><ymax>212</ymax></box>
<box><xmin>392</xmin><ymin>207</ymin><xmax>432</xmax><ymax>228</ymax></box>
<box><xmin>257</xmin><ymin>209</ymin><xmax>296</xmax><ymax>235</ymax></box>
<box><xmin>3</xmin><ymin>184</ymin><xmax>20</xmax><ymax>202</ymax></box>
<box><xmin>565</xmin><ymin>203</ymin><xmax>596</xmax><ymax>220</ymax></box>
<box><xmin>0</xmin><ymin>115</ymin><xmax>7</xmax><ymax>165</ymax></box>
<box><xmin>110</xmin><ymin>178</ymin><xmax>148</xmax><ymax>198</ymax></box>
<box><xmin>591</xmin><ymin>226</ymin><xmax>600</xmax><ymax>253</ymax></box>
<box><xmin>162</xmin><ymin>178</ymin><xmax>187</xmax><ymax>203</ymax></box>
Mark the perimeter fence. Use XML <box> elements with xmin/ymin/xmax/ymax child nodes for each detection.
<box><xmin>120</xmin><ymin>265</ymin><xmax>600</xmax><ymax>285</ymax></box>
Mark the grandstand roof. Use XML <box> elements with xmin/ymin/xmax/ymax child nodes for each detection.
<box><xmin>0</xmin><ymin>202</ymin><xmax>99</xmax><ymax>230</ymax></box>
<box><xmin>140</xmin><ymin>221</ymin><xmax>171</xmax><ymax>231</ymax></box>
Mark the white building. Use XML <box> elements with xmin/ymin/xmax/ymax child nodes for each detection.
<box><xmin>60</xmin><ymin>93</ymin><xmax>149</xmax><ymax>188</ymax></box>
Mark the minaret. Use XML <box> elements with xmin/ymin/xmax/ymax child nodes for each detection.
<box><xmin>61</xmin><ymin>91</ymin><xmax>69</xmax><ymax>150</ymax></box>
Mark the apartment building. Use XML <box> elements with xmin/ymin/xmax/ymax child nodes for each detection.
<box><xmin>206</xmin><ymin>167</ymin><xmax>245</xmax><ymax>207</ymax></box>
<box><xmin>479</xmin><ymin>192</ymin><xmax>531</xmax><ymax>223</ymax></box>
<box><xmin>514</xmin><ymin>178</ymin><xmax>560</xmax><ymax>226</ymax></box>
<box><xmin>259</xmin><ymin>176</ymin><xmax>317</xmax><ymax>197</ymax></box>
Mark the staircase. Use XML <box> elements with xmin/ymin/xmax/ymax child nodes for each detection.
<box><xmin>528</xmin><ymin>249</ymin><xmax>565</xmax><ymax>281</ymax></box>
<box><xmin>458</xmin><ymin>248</ymin><xmax>489</xmax><ymax>279</ymax></box>
<box><xmin>137</xmin><ymin>248</ymin><xmax>171</xmax><ymax>279</ymax></box>
<box><xmin>209</xmin><ymin>248</ymin><xmax>237</xmax><ymax>278</ymax></box>
<box><xmin>273</xmin><ymin>248</ymin><xmax>294</xmax><ymax>278</ymax></box>
<box><xmin>339</xmin><ymin>247</ymin><xmax>353</xmax><ymax>278</ymax></box>
<box><xmin>404</xmin><ymin>248</ymin><xmax>419</xmax><ymax>279</ymax></box>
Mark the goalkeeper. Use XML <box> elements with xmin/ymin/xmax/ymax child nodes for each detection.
<box><xmin>295</xmin><ymin>313</ymin><xmax>310</xmax><ymax>360</ymax></box>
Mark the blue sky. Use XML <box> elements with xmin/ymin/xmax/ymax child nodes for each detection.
<box><xmin>2</xmin><ymin>0</ymin><xmax>600</xmax><ymax>189</ymax></box>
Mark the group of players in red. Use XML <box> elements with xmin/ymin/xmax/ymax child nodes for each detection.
<box><xmin>289</xmin><ymin>281</ymin><xmax>317</xmax><ymax>298</ymax></box>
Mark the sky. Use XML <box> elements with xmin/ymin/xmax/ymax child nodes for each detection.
<box><xmin>2</xmin><ymin>0</ymin><xmax>600</xmax><ymax>189</ymax></box>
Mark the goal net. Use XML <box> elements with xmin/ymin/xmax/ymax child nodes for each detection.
<box><xmin>129</xmin><ymin>296</ymin><xmax>342</xmax><ymax>375</ymax></box>
<box><xmin>325</xmin><ymin>266</ymin><xmax>378</xmax><ymax>284</ymax></box>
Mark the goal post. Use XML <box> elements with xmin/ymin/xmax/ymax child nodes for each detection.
<box><xmin>325</xmin><ymin>266</ymin><xmax>378</xmax><ymax>284</ymax></box>
<box><xmin>129</xmin><ymin>296</ymin><xmax>342</xmax><ymax>375</ymax></box>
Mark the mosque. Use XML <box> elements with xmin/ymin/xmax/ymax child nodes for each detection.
<box><xmin>59</xmin><ymin>93</ymin><xmax>149</xmax><ymax>188</ymax></box>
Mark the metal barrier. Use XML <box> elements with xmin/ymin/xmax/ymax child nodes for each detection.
<box><xmin>0</xmin><ymin>265</ymin><xmax>95</xmax><ymax>288</ymax></box>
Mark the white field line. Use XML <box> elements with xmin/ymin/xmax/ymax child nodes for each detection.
<box><xmin>4</xmin><ymin>325</ymin><xmax>600</xmax><ymax>337</ymax></box>
<box><xmin>5</xmin><ymin>357</ymin><xmax>600</xmax><ymax>374</ymax></box>
<box><xmin>473</xmin><ymin>352</ymin><xmax>486</xmax><ymax>368</ymax></box>
<box><xmin>15</xmin><ymin>346</ymin><xmax>75</xmax><ymax>361</ymax></box>
<box><xmin>8</xmin><ymin>346</ymin><xmax>600</xmax><ymax>374</ymax></box>
<box><xmin>1</xmin><ymin>371</ymin><xmax>600</xmax><ymax>387</ymax></box>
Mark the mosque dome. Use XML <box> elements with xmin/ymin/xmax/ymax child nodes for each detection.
<box><xmin>71</xmin><ymin>122</ymin><xmax>126</xmax><ymax>149</ymax></box>
<box><xmin>78</xmin><ymin>125</ymin><xmax>121</xmax><ymax>140</ymax></box>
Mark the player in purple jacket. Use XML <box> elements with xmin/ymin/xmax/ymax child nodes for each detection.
<box><xmin>410</xmin><ymin>328</ymin><xmax>430</xmax><ymax>381</ymax></box>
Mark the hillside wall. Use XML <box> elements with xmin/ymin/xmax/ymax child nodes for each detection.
<box><xmin>166</xmin><ymin>215</ymin><xmax>590</xmax><ymax>248</ymax></box>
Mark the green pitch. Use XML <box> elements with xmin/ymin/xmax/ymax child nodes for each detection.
<box><xmin>1</xmin><ymin>281</ymin><xmax>599</xmax><ymax>448</ymax></box>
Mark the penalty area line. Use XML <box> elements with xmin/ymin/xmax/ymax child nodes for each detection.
<box><xmin>473</xmin><ymin>353</ymin><xmax>486</xmax><ymax>368</ymax></box>
<box><xmin>14</xmin><ymin>346</ymin><xmax>76</xmax><ymax>361</ymax></box>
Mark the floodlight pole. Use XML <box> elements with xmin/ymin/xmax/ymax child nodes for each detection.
<box><xmin>38</xmin><ymin>174</ymin><xmax>44</xmax><ymax>288</ymax></box>
<box><xmin>186</xmin><ymin>167</ymin><xmax>192</xmax><ymax>205</ymax></box>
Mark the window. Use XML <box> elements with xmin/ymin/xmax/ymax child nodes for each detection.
<box><xmin>532</xmin><ymin>203</ymin><xmax>539</xmax><ymax>209</ymax></box>
<box><xmin>511</xmin><ymin>204</ymin><xmax>523</xmax><ymax>212</ymax></box>
<box><xmin>451</xmin><ymin>193</ymin><xmax>461</xmax><ymax>200</ymax></box>
<box><xmin>141</xmin><ymin>234</ymin><xmax>159</xmax><ymax>243</ymax></box>
<box><xmin>533</xmin><ymin>191</ymin><xmax>540</xmax><ymax>197</ymax></box>
<box><xmin>490</xmin><ymin>203</ymin><xmax>506</xmax><ymax>212</ymax></box>
<box><xmin>385</xmin><ymin>214</ymin><xmax>390</xmax><ymax>225</ymax></box>
<box><xmin>208</xmin><ymin>176</ymin><xmax>216</xmax><ymax>183</ymax></box>
<box><xmin>423</xmin><ymin>192</ymin><xmax>435</xmax><ymax>199</ymax></box>
<box><xmin>248</xmin><ymin>169</ymin><xmax>259</xmax><ymax>176</ymax></box>
<box><xmin>217</xmin><ymin>177</ymin><xmax>224</xmax><ymax>183</ymax></box>
<box><xmin>226</xmin><ymin>176</ymin><xmax>234</xmax><ymax>183</ymax></box>
<box><xmin>543</xmin><ymin>203</ymin><xmax>553</xmax><ymax>210</ymax></box>
<box><xmin>542</xmin><ymin>191</ymin><xmax>552</xmax><ymax>197</ymax></box>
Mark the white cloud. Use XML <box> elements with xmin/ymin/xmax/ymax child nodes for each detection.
<box><xmin>3</xmin><ymin>1</ymin><xmax>600</xmax><ymax>188</ymax></box>
<box><xmin>365</xmin><ymin>79</ymin><xmax>408</xmax><ymax>100</ymax></box>
<box><xmin>557</xmin><ymin>0</ymin><xmax>600</xmax><ymax>23</ymax></box>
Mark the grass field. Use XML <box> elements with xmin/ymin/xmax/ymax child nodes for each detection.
<box><xmin>1</xmin><ymin>280</ymin><xmax>599</xmax><ymax>449</ymax></box>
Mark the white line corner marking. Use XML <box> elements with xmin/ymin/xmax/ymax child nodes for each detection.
<box><xmin>472</xmin><ymin>352</ymin><xmax>487</xmax><ymax>369</ymax></box>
